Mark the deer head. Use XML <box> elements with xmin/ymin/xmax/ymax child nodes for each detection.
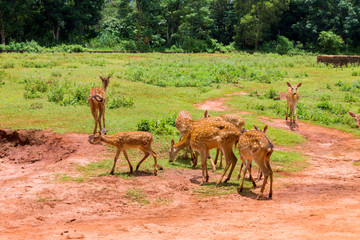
<box><xmin>99</xmin><ymin>75</ymin><xmax>111</xmax><ymax>91</ymax></box>
<box><xmin>253</xmin><ymin>125</ymin><xmax>268</xmax><ymax>133</ymax></box>
<box><xmin>349</xmin><ymin>112</ymin><xmax>360</xmax><ymax>128</ymax></box>
<box><xmin>286</xmin><ymin>82</ymin><xmax>302</xmax><ymax>95</ymax></box>
<box><xmin>90</xmin><ymin>128</ymin><xmax>106</xmax><ymax>144</ymax></box>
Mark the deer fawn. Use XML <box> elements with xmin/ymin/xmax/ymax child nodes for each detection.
<box><xmin>90</xmin><ymin>128</ymin><xmax>159</xmax><ymax>176</ymax></box>
<box><xmin>190</xmin><ymin>120</ymin><xmax>240</xmax><ymax>185</ymax></box>
<box><xmin>175</xmin><ymin>110</ymin><xmax>209</xmax><ymax>159</ymax></box>
<box><xmin>88</xmin><ymin>75</ymin><xmax>110</xmax><ymax>134</ymax></box>
<box><xmin>348</xmin><ymin>112</ymin><xmax>360</xmax><ymax>128</ymax></box>
<box><xmin>238</xmin><ymin>125</ymin><xmax>274</xmax><ymax>200</ymax></box>
<box><xmin>237</xmin><ymin>125</ymin><xmax>268</xmax><ymax>182</ymax></box>
<box><xmin>214</xmin><ymin>113</ymin><xmax>245</xmax><ymax>169</ymax></box>
<box><xmin>286</xmin><ymin>82</ymin><xmax>302</xmax><ymax>124</ymax></box>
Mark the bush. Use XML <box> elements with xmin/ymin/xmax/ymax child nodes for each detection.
<box><xmin>23</xmin><ymin>78</ymin><xmax>48</xmax><ymax>99</ymax></box>
<box><xmin>318</xmin><ymin>31</ymin><xmax>344</xmax><ymax>54</ymax></box>
<box><xmin>264</xmin><ymin>88</ymin><xmax>279</xmax><ymax>99</ymax></box>
<box><xmin>136</xmin><ymin>113</ymin><xmax>177</xmax><ymax>135</ymax></box>
<box><xmin>108</xmin><ymin>95</ymin><xmax>134</xmax><ymax>109</ymax></box>
<box><xmin>276</xmin><ymin>36</ymin><xmax>294</xmax><ymax>54</ymax></box>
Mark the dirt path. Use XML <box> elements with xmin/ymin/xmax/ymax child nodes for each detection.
<box><xmin>1</xmin><ymin>95</ymin><xmax>360</xmax><ymax>239</ymax></box>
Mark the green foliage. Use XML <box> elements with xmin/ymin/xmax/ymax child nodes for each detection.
<box><xmin>107</xmin><ymin>92</ymin><xmax>134</xmax><ymax>109</ymax></box>
<box><xmin>318</xmin><ymin>31</ymin><xmax>344</xmax><ymax>54</ymax></box>
<box><xmin>264</xmin><ymin>88</ymin><xmax>279</xmax><ymax>99</ymax></box>
<box><xmin>137</xmin><ymin>113</ymin><xmax>177</xmax><ymax>135</ymax></box>
<box><xmin>23</xmin><ymin>78</ymin><xmax>48</xmax><ymax>99</ymax></box>
<box><xmin>47</xmin><ymin>80</ymin><xmax>95</xmax><ymax>106</ymax></box>
<box><xmin>276</xmin><ymin>35</ymin><xmax>294</xmax><ymax>54</ymax></box>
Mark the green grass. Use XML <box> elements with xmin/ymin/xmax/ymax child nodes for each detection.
<box><xmin>4</xmin><ymin>51</ymin><xmax>355</xmax><ymax>183</ymax></box>
<box><xmin>272</xmin><ymin>151</ymin><xmax>308</xmax><ymax>173</ymax></box>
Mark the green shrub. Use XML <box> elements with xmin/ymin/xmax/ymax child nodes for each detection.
<box><xmin>318</xmin><ymin>31</ymin><xmax>344</xmax><ymax>54</ymax></box>
<box><xmin>276</xmin><ymin>35</ymin><xmax>294</xmax><ymax>54</ymax></box>
<box><xmin>23</xmin><ymin>78</ymin><xmax>48</xmax><ymax>99</ymax></box>
<box><xmin>108</xmin><ymin>95</ymin><xmax>134</xmax><ymax>109</ymax></box>
<box><xmin>264</xmin><ymin>88</ymin><xmax>279</xmax><ymax>99</ymax></box>
<box><xmin>317</xmin><ymin>101</ymin><xmax>332</xmax><ymax>110</ymax></box>
<box><xmin>136</xmin><ymin>113</ymin><xmax>176</xmax><ymax>135</ymax></box>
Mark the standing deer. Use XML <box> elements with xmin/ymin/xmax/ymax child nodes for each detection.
<box><xmin>190</xmin><ymin>120</ymin><xmax>240</xmax><ymax>185</ymax></box>
<box><xmin>238</xmin><ymin>126</ymin><xmax>274</xmax><ymax>200</ymax></box>
<box><xmin>88</xmin><ymin>75</ymin><xmax>111</xmax><ymax>134</ymax></box>
<box><xmin>237</xmin><ymin>125</ymin><xmax>268</xmax><ymax>182</ymax></box>
<box><xmin>286</xmin><ymin>82</ymin><xmax>302</xmax><ymax>124</ymax></box>
<box><xmin>214</xmin><ymin>113</ymin><xmax>245</xmax><ymax>168</ymax></box>
<box><xmin>348</xmin><ymin>112</ymin><xmax>360</xmax><ymax>128</ymax></box>
<box><xmin>90</xmin><ymin>128</ymin><xmax>159</xmax><ymax>176</ymax></box>
<box><xmin>175</xmin><ymin>110</ymin><xmax>209</xmax><ymax>159</ymax></box>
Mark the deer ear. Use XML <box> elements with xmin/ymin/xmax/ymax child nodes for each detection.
<box><xmin>349</xmin><ymin>112</ymin><xmax>356</xmax><ymax>118</ymax></box>
<box><xmin>204</xmin><ymin>110</ymin><xmax>209</xmax><ymax>118</ymax></box>
<box><xmin>286</xmin><ymin>82</ymin><xmax>292</xmax><ymax>87</ymax></box>
<box><xmin>101</xmin><ymin>128</ymin><xmax>106</xmax><ymax>135</ymax></box>
<box><xmin>263</xmin><ymin>125</ymin><xmax>268</xmax><ymax>133</ymax></box>
<box><xmin>99</xmin><ymin>76</ymin><xmax>104</xmax><ymax>80</ymax></box>
<box><xmin>253</xmin><ymin>125</ymin><xmax>259</xmax><ymax>130</ymax></box>
<box><xmin>171</xmin><ymin>139</ymin><xmax>175</xmax><ymax>145</ymax></box>
<box><xmin>297</xmin><ymin>83</ymin><xmax>302</xmax><ymax>88</ymax></box>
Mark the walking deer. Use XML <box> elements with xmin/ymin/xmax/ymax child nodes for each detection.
<box><xmin>286</xmin><ymin>82</ymin><xmax>302</xmax><ymax>124</ymax></box>
<box><xmin>348</xmin><ymin>112</ymin><xmax>360</xmax><ymax>128</ymax></box>
<box><xmin>88</xmin><ymin>75</ymin><xmax>110</xmax><ymax>134</ymax></box>
<box><xmin>90</xmin><ymin>128</ymin><xmax>159</xmax><ymax>176</ymax></box>
<box><xmin>238</xmin><ymin>126</ymin><xmax>274</xmax><ymax>200</ymax></box>
<box><xmin>190</xmin><ymin>120</ymin><xmax>240</xmax><ymax>185</ymax></box>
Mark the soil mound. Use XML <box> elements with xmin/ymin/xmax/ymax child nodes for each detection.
<box><xmin>0</xmin><ymin>129</ymin><xmax>77</xmax><ymax>164</ymax></box>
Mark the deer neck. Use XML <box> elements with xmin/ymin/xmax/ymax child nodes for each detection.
<box><xmin>174</xmin><ymin>132</ymin><xmax>191</xmax><ymax>151</ymax></box>
<box><xmin>100</xmin><ymin>134</ymin><xmax>118</xmax><ymax>147</ymax></box>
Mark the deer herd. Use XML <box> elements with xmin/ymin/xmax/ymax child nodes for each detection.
<box><xmin>88</xmin><ymin>77</ymin><xmax>357</xmax><ymax>200</ymax></box>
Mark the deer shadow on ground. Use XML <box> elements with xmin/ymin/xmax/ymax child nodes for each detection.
<box><xmin>286</xmin><ymin>121</ymin><xmax>299</xmax><ymax>131</ymax></box>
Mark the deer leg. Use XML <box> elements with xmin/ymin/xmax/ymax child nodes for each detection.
<box><xmin>89</xmin><ymin>101</ymin><xmax>98</xmax><ymax>134</ymax></box>
<box><xmin>150</xmin><ymin>150</ymin><xmax>158</xmax><ymax>176</ymax></box>
<box><xmin>122</xmin><ymin>150</ymin><xmax>133</xmax><ymax>173</ymax></box>
<box><xmin>239</xmin><ymin>160</ymin><xmax>250</xmax><ymax>192</ymax></box>
<box><xmin>192</xmin><ymin>152</ymin><xmax>198</xmax><ymax>167</ymax></box>
<box><xmin>257</xmin><ymin>175</ymin><xmax>268</xmax><ymax>200</ymax></box>
<box><xmin>200</xmin><ymin>150</ymin><xmax>208</xmax><ymax>185</ymax></box>
<box><xmin>294</xmin><ymin>104</ymin><xmax>297</xmax><ymax>123</ymax></box>
<box><xmin>257</xmin><ymin>168</ymin><xmax>263</xmax><ymax>181</ymax></box>
<box><xmin>110</xmin><ymin>148</ymin><xmax>122</xmax><ymax>175</ymax></box>
<box><xmin>224</xmin><ymin>151</ymin><xmax>238</xmax><ymax>183</ymax></box>
<box><xmin>102</xmin><ymin>107</ymin><xmax>106</xmax><ymax>130</ymax></box>
<box><xmin>216</xmin><ymin>157</ymin><xmax>232</xmax><ymax>185</ymax></box>
<box><xmin>266</xmin><ymin>161</ymin><xmax>273</xmax><ymax>198</ymax></box>
<box><xmin>214</xmin><ymin>149</ymin><xmax>219</xmax><ymax>165</ymax></box>
<box><xmin>135</xmin><ymin>151</ymin><xmax>150</xmax><ymax>172</ymax></box>
<box><xmin>237</xmin><ymin>162</ymin><xmax>244</xmax><ymax>180</ymax></box>
<box><xmin>219</xmin><ymin>151</ymin><xmax>223</xmax><ymax>169</ymax></box>
<box><xmin>208</xmin><ymin>151</ymin><xmax>216</xmax><ymax>172</ymax></box>
<box><xmin>286</xmin><ymin>104</ymin><xmax>289</xmax><ymax>121</ymax></box>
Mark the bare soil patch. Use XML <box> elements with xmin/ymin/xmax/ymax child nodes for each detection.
<box><xmin>1</xmin><ymin>98</ymin><xmax>360</xmax><ymax>239</ymax></box>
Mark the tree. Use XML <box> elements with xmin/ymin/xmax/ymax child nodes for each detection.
<box><xmin>209</xmin><ymin>0</ymin><xmax>237</xmax><ymax>45</ymax></box>
<box><xmin>0</xmin><ymin>0</ymin><xmax>31</xmax><ymax>45</ymax></box>
<box><xmin>235</xmin><ymin>0</ymin><xmax>289</xmax><ymax>50</ymax></box>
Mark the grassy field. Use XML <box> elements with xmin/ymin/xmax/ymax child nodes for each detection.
<box><xmin>1</xmin><ymin>52</ymin><xmax>359</xmax><ymax>189</ymax></box>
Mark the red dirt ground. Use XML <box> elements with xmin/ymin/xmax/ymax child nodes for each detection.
<box><xmin>1</xmin><ymin>96</ymin><xmax>360</xmax><ymax>239</ymax></box>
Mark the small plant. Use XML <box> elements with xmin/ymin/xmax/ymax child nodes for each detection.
<box><xmin>255</xmin><ymin>103</ymin><xmax>265</xmax><ymax>111</ymax></box>
<box><xmin>107</xmin><ymin>94</ymin><xmax>134</xmax><ymax>109</ymax></box>
<box><xmin>264</xmin><ymin>88</ymin><xmax>279</xmax><ymax>99</ymax></box>
<box><xmin>136</xmin><ymin>113</ymin><xmax>176</xmax><ymax>135</ymax></box>
<box><xmin>317</xmin><ymin>101</ymin><xmax>332</xmax><ymax>110</ymax></box>
<box><xmin>125</xmin><ymin>188</ymin><xmax>150</xmax><ymax>205</ymax></box>
<box><xmin>23</xmin><ymin>78</ymin><xmax>48</xmax><ymax>99</ymax></box>
<box><xmin>344</xmin><ymin>93</ymin><xmax>357</xmax><ymax>102</ymax></box>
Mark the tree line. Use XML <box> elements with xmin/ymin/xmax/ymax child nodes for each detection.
<box><xmin>1</xmin><ymin>0</ymin><xmax>360</xmax><ymax>53</ymax></box>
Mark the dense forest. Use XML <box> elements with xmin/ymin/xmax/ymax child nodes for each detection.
<box><xmin>1</xmin><ymin>0</ymin><xmax>360</xmax><ymax>53</ymax></box>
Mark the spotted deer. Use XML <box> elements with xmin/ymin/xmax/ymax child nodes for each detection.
<box><xmin>174</xmin><ymin>110</ymin><xmax>209</xmax><ymax>160</ymax></box>
<box><xmin>238</xmin><ymin>125</ymin><xmax>274</xmax><ymax>200</ymax></box>
<box><xmin>190</xmin><ymin>120</ymin><xmax>240</xmax><ymax>185</ymax></box>
<box><xmin>90</xmin><ymin>128</ymin><xmax>159</xmax><ymax>175</ymax></box>
<box><xmin>286</xmin><ymin>82</ymin><xmax>302</xmax><ymax>124</ymax></box>
<box><xmin>88</xmin><ymin>75</ymin><xmax>110</xmax><ymax>134</ymax></box>
<box><xmin>214</xmin><ymin>113</ymin><xmax>245</xmax><ymax>168</ymax></box>
<box><xmin>237</xmin><ymin>125</ymin><xmax>268</xmax><ymax>182</ymax></box>
<box><xmin>348</xmin><ymin>112</ymin><xmax>360</xmax><ymax>128</ymax></box>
